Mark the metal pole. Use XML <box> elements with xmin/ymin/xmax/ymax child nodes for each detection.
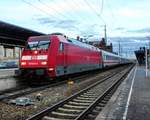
<box><xmin>104</xmin><ymin>25</ymin><xmax>107</xmax><ymax>45</ymax></box>
<box><xmin>118</xmin><ymin>41</ymin><xmax>121</xmax><ymax>56</ymax></box>
<box><xmin>146</xmin><ymin>48</ymin><xmax>148</xmax><ymax>77</ymax></box>
<box><xmin>149</xmin><ymin>38</ymin><xmax>150</xmax><ymax>68</ymax></box>
<box><xmin>147</xmin><ymin>36</ymin><xmax>150</xmax><ymax>68</ymax></box>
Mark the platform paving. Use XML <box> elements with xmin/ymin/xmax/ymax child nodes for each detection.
<box><xmin>0</xmin><ymin>68</ymin><xmax>18</xmax><ymax>78</ymax></box>
<box><xmin>95</xmin><ymin>65</ymin><xmax>150</xmax><ymax>120</ymax></box>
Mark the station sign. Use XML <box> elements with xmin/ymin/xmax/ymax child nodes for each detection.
<box><xmin>145</xmin><ymin>54</ymin><xmax>150</xmax><ymax>56</ymax></box>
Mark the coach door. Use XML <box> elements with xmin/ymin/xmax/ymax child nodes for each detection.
<box><xmin>100</xmin><ymin>51</ymin><xmax>103</xmax><ymax>68</ymax></box>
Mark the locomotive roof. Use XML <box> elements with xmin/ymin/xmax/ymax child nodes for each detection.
<box><xmin>67</xmin><ymin>38</ymin><xmax>100</xmax><ymax>51</ymax></box>
<box><xmin>55</xmin><ymin>34</ymin><xmax>100</xmax><ymax>52</ymax></box>
<box><xmin>28</xmin><ymin>34</ymin><xmax>128</xmax><ymax>60</ymax></box>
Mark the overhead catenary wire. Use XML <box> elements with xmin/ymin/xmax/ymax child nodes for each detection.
<box><xmin>22</xmin><ymin>0</ymin><xmax>70</xmax><ymax>27</ymax></box>
<box><xmin>100</xmin><ymin>0</ymin><xmax>104</xmax><ymax>14</ymax></box>
<box><xmin>63</xmin><ymin>0</ymin><xmax>105</xmax><ymax>26</ymax></box>
<box><xmin>69</xmin><ymin>0</ymin><xmax>101</xmax><ymax>36</ymax></box>
<box><xmin>83</xmin><ymin>0</ymin><xmax>106</xmax><ymax>24</ymax></box>
<box><xmin>22</xmin><ymin>0</ymin><xmax>60</xmax><ymax>20</ymax></box>
<box><xmin>22</xmin><ymin>0</ymin><xmax>109</xmax><ymax>38</ymax></box>
<box><xmin>22</xmin><ymin>0</ymin><xmax>82</xmax><ymax>33</ymax></box>
<box><xmin>105</xmin><ymin>0</ymin><xmax>117</xmax><ymax>28</ymax></box>
<box><xmin>46</xmin><ymin>0</ymin><xmax>104</xmax><ymax>36</ymax></box>
<box><xmin>38</xmin><ymin>0</ymin><xmax>74</xmax><ymax>21</ymax></box>
<box><xmin>49</xmin><ymin>0</ymin><xmax>99</xmax><ymax>30</ymax></box>
<box><xmin>51</xmin><ymin>0</ymin><xmax>85</xmax><ymax>21</ymax></box>
<box><xmin>104</xmin><ymin>0</ymin><xmax>128</xmax><ymax>56</ymax></box>
<box><xmin>46</xmin><ymin>0</ymin><xmax>91</xmax><ymax>32</ymax></box>
<box><xmin>69</xmin><ymin>0</ymin><xmax>106</xmax><ymax>37</ymax></box>
<box><xmin>70</xmin><ymin>0</ymin><xmax>97</xmax><ymax>23</ymax></box>
<box><xmin>82</xmin><ymin>0</ymin><xmax>111</xmax><ymax>39</ymax></box>
<box><xmin>107</xmin><ymin>0</ymin><xmax>133</xmax><ymax>57</ymax></box>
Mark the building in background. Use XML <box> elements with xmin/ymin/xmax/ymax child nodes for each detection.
<box><xmin>88</xmin><ymin>38</ymin><xmax>113</xmax><ymax>53</ymax></box>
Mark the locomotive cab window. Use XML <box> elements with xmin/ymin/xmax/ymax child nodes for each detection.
<box><xmin>26</xmin><ymin>41</ymin><xmax>38</xmax><ymax>50</ymax></box>
<box><xmin>26</xmin><ymin>40</ymin><xmax>50</xmax><ymax>50</ymax></box>
<box><xmin>59</xmin><ymin>43</ymin><xmax>64</xmax><ymax>52</ymax></box>
<box><xmin>37</xmin><ymin>41</ymin><xmax>50</xmax><ymax>50</ymax></box>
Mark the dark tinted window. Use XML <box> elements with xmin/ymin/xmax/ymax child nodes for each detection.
<box><xmin>26</xmin><ymin>41</ymin><xmax>38</xmax><ymax>50</ymax></box>
<box><xmin>26</xmin><ymin>40</ymin><xmax>50</xmax><ymax>50</ymax></box>
<box><xmin>37</xmin><ymin>41</ymin><xmax>50</xmax><ymax>50</ymax></box>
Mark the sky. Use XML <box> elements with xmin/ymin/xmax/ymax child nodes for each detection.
<box><xmin>0</xmin><ymin>0</ymin><xmax>150</xmax><ymax>58</ymax></box>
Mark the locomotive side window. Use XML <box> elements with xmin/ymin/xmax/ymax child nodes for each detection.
<box><xmin>59</xmin><ymin>43</ymin><xmax>64</xmax><ymax>52</ymax></box>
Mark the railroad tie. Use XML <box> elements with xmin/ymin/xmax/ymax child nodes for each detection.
<box><xmin>42</xmin><ymin>116</ymin><xmax>69</xmax><ymax>120</ymax></box>
<box><xmin>69</xmin><ymin>101</ymin><xmax>91</xmax><ymax>106</ymax></box>
<box><xmin>58</xmin><ymin>107</ymin><xmax>82</xmax><ymax>113</ymax></box>
<box><xmin>64</xmin><ymin>104</ymin><xmax>87</xmax><ymax>109</ymax></box>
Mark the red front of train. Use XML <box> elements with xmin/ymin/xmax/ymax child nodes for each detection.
<box><xmin>19</xmin><ymin>34</ymin><xmax>102</xmax><ymax>79</ymax></box>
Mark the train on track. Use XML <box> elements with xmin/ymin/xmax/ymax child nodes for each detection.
<box><xmin>18</xmin><ymin>33</ymin><xmax>130</xmax><ymax>79</ymax></box>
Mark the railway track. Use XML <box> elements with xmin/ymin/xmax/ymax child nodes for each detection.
<box><xmin>0</xmin><ymin>64</ymin><xmax>126</xmax><ymax>102</ymax></box>
<box><xmin>0</xmin><ymin>80</ymin><xmax>67</xmax><ymax>101</ymax></box>
<box><xmin>0</xmin><ymin>65</ymin><xmax>128</xmax><ymax>102</ymax></box>
<box><xmin>26</xmin><ymin>65</ymin><xmax>133</xmax><ymax>120</ymax></box>
<box><xmin>0</xmin><ymin>71</ymin><xmax>107</xmax><ymax>101</ymax></box>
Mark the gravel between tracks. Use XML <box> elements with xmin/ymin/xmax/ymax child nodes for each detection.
<box><xmin>0</xmin><ymin>66</ymin><xmax>128</xmax><ymax>120</ymax></box>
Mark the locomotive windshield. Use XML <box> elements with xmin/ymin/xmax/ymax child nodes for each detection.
<box><xmin>26</xmin><ymin>40</ymin><xmax>50</xmax><ymax>50</ymax></box>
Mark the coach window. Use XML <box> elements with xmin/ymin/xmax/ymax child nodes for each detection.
<box><xmin>59</xmin><ymin>42</ymin><xmax>64</xmax><ymax>52</ymax></box>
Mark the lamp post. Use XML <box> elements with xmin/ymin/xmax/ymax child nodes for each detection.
<box><xmin>104</xmin><ymin>25</ymin><xmax>107</xmax><ymax>45</ymax></box>
<box><xmin>146</xmin><ymin>36</ymin><xmax>150</xmax><ymax>68</ymax></box>
<box><xmin>100</xmin><ymin>25</ymin><xmax>107</xmax><ymax>45</ymax></box>
<box><xmin>145</xmin><ymin>47</ymin><xmax>148</xmax><ymax>77</ymax></box>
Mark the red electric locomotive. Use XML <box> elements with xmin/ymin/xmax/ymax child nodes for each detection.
<box><xmin>19</xmin><ymin>33</ymin><xmax>103</xmax><ymax>79</ymax></box>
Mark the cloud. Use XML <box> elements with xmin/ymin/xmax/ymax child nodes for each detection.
<box><xmin>54</xmin><ymin>20</ymin><xmax>78</xmax><ymax>31</ymax></box>
<box><xmin>116</xmin><ymin>8</ymin><xmax>146</xmax><ymax>18</ymax></box>
<box><xmin>115</xmin><ymin>27</ymin><xmax>125</xmax><ymax>31</ymax></box>
<box><xmin>35</xmin><ymin>16</ymin><xmax>79</xmax><ymax>31</ymax></box>
<box><xmin>57</xmin><ymin>20</ymin><xmax>77</xmax><ymax>25</ymax></box>
<box><xmin>108</xmin><ymin>36</ymin><xmax>149</xmax><ymax>58</ymax></box>
<box><xmin>79</xmin><ymin>24</ymin><xmax>100</xmax><ymax>37</ymax></box>
<box><xmin>126</xmin><ymin>28</ymin><xmax>150</xmax><ymax>33</ymax></box>
<box><xmin>36</xmin><ymin>17</ymin><xmax>57</xmax><ymax>24</ymax></box>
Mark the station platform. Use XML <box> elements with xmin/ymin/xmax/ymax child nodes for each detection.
<box><xmin>0</xmin><ymin>68</ymin><xmax>18</xmax><ymax>78</ymax></box>
<box><xmin>95</xmin><ymin>65</ymin><xmax>150</xmax><ymax>120</ymax></box>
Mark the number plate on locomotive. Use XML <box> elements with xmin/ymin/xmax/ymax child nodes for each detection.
<box><xmin>31</xmin><ymin>56</ymin><xmax>37</xmax><ymax>60</ymax></box>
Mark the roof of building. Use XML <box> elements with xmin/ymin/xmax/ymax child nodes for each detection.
<box><xmin>0</xmin><ymin>21</ymin><xmax>45</xmax><ymax>47</ymax></box>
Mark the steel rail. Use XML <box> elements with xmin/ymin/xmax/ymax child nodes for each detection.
<box><xmin>75</xmin><ymin>66</ymin><xmax>133</xmax><ymax>120</ymax></box>
<box><xmin>26</xmin><ymin>65</ymin><xmax>133</xmax><ymax>120</ymax></box>
<box><xmin>0</xmin><ymin>66</ymin><xmax>127</xmax><ymax>102</ymax></box>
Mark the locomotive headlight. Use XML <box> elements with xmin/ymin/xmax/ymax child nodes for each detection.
<box><xmin>41</xmin><ymin>61</ymin><xmax>47</xmax><ymax>65</ymax></box>
<box><xmin>48</xmin><ymin>68</ymin><xmax>54</xmax><ymax>71</ymax></box>
<box><xmin>21</xmin><ymin>62</ymin><xmax>26</xmax><ymax>65</ymax></box>
<box><xmin>34</xmin><ymin>50</ymin><xmax>38</xmax><ymax>54</ymax></box>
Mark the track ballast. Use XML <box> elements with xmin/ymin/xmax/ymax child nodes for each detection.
<box><xmin>26</xmin><ymin>65</ymin><xmax>133</xmax><ymax>120</ymax></box>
